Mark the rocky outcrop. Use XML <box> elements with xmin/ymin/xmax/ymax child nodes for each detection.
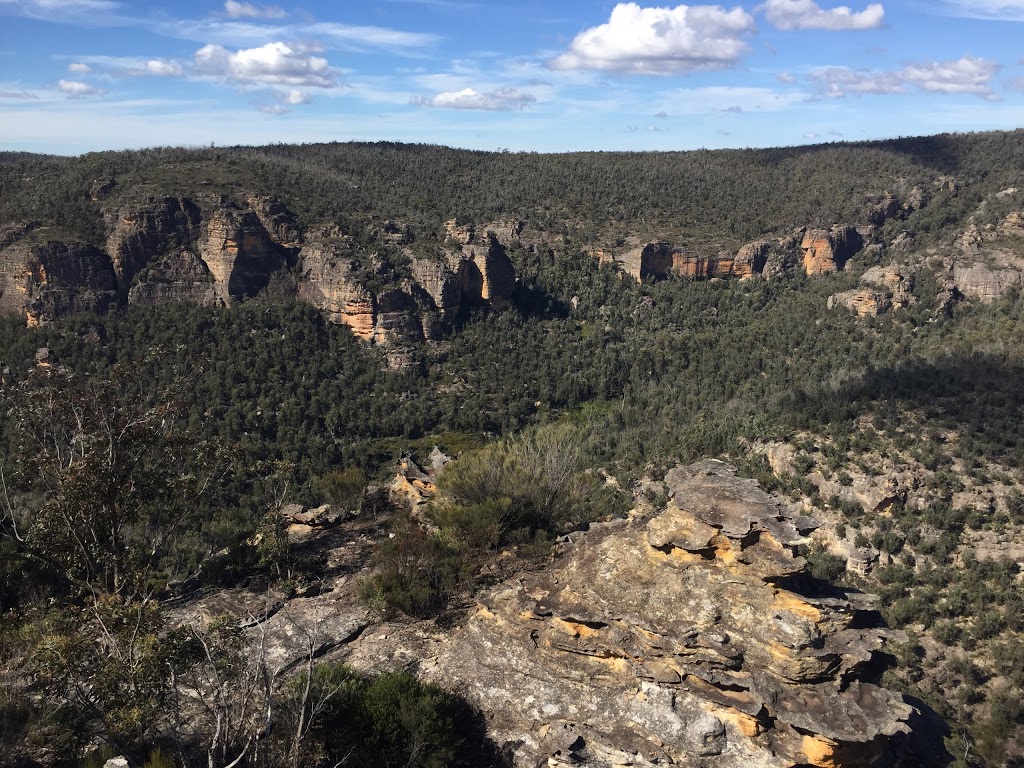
<box><xmin>828</xmin><ymin>289</ymin><xmax>893</xmax><ymax>317</ymax></box>
<box><xmin>761</xmin><ymin>233</ymin><xmax>803</xmax><ymax>280</ymax></box>
<box><xmin>245</xmin><ymin>194</ymin><xmax>302</xmax><ymax>253</ymax></box>
<box><xmin>297</xmin><ymin>226</ymin><xmax>516</xmax><ymax>361</ymax></box>
<box><xmin>952</xmin><ymin>262</ymin><xmax>1023</xmax><ymax>303</ymax></box>
<box><xmin>614</xmin><ymin>242</ymin><xmax>765</xmax><ymax>282</ymax></box>
<box><xmin>127</xmin><ymin>250</ymin><xmax>221</xmax><ymax>307</ymax></box>
<box><xmin>296</xmin><ymin>236</ymin><xmax>376</xmax><ymax>339</ymax></box>
<box><xmin>733</xmin><ymin>240</ymin><xmax>771</xmax><ymax>278</ymax></box>
<box><xmin>199</xmin><ymin>206</ymin><xmax>289</xmax><ymax>304</ymax></box>
<box><xmin>462</xmin><ymin>232</ymin><xmax>515</xmax><ymax>307</ymax></box>
<box><xmin>0</xmin><ymin>240</ymin><xmax>118</xmax><ymax>326</ymax></box>
<box><xmin>801</xmin><ymin>226</ymin><xmax>863</xmax><ymax>276</ymax></box>
<box><xmin>597</xmin><ymin>227</ymin><xmax>863</xmax><ymax>283</ymax></box>
<box><xmin>104</xmin><ymin>197</ymin><xmax>202</xmax><ymax>290</ymax></box>
<box><xmin>828</xmin><ymin>265</ymin><xmax>915</xmax><ymax>317</ymax></box>
<box><xmin>430</xmin><ymin>461</ymin><xmax>918</xmax><ymax>767</ymax></box>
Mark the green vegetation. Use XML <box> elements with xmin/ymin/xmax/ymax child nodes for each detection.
<box><xmin>3</xmin><ymin>130</ymin><xmax>1024</xmax><ymax>765</ymax></box>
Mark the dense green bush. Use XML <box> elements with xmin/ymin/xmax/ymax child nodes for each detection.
<box><xmin>430</xmin><ymin>423</ymin><xmax>627</xmax><ymax>550</ymax></box>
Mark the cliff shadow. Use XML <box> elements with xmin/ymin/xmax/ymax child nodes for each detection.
<box><xmin>782</xmin><ymin>354</ymin><xmax>1024</xmax><ymax>466</ymax></box>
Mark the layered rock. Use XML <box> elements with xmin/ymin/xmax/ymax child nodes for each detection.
<box><xmin>952</xmin><ymin>262</ymin><xmax>1023</xmax><ymax>303</ymax></box>
<box><xmin>430</xmin><ymin>461</ymin><xmax>917</xmax><ymax>767</ymax></box>
<box><xmin>0</xmin><ymin>240</ymin><xmax>118</xmax><ymax>326</ymax></box>
<box><xmin>296</xmin><ymin>236</ymin><xmax>376</xmax><ymax>339</ymax></box>
<box><xmin>462</xmin><ymin>232</ymin><xmax>515</xmax><ymax>307</ymax></box>
<box><xmin>199</xmin><ymin>206</ymin><xmax>289</xmax><ymax>304</ymax></box>
<box><xmin>245</xmin><ymin>194</ymin><xmax>302</xmax><ymax>253</ymax></box>
<box><xmin>127</xmin><ymin>250</ymin><xmax>221</xmax><ymax>307</ymax></box>
<box><xmin>297</xmin><ymin>226</ymin><xmax>516</xmax><ymax>359</ymax></box>
<box><xmin>104</xmin><ymin>197</ymin><xmax>202</xmax><ymax>290</ymax></box>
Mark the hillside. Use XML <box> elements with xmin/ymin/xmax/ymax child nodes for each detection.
<box><xmin>1</xmin><ymin>130</ymin><xmax>1023</xmax><ymax>768</ymax></box>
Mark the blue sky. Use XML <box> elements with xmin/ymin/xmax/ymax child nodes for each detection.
<box><xmin>1</xmin><ymin>0</ymin><xmax>1023</xmax><ymax>154</ymax></box>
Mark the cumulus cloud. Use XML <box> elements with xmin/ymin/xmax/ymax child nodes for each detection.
<box><xmin>194</xmin><ymin>41</ymin><xmax>338</xmax><ymax>87</ymax></box>
<box><xmin>256</xmin><ymin>103</ymin><xmax>287</xmax><ymax>114</ymax></box>
<box><xmin>57</xmin><ymin>79</ymin><xmax>105</xmax><ymax>96</ymax></box>
<box><xmin>776</xmin><ymin>71</ymin><xmax>795</xmax><ymax>83</ymax></box>
<box><xmin>901</xmin><ymin>55</ymin><xmax>1000</xmax><ymax>95</ymax></box>
<box><xmin>0</xmin><ymin>89</ymin><xmax>39</xmax><ymax>99</ymax></box>
<box><xmin>810</xmin><ymin>56</ymin><xmax>1000</xmax><ymax>98</ymax></box>
<box><xmin>414</xmin><ymin>86</ymin><xmax>535</xmax><ymax>110</ymax></box>
<box><xmin>224</xmin><ymin>0</ymin><xmax>285</xmax><ymax>19</ymax></box>
<box><xmin>547</xmin><ymin>2</ymin><xmax>756</xmax><ymax>75</ymax></box>
<box><xmin>761</xmin><ymin>0</ymin><xmax>885</xmax><ymax>30</ymax></box>
<box><xmin>68</xmin><ymin>62</ymin><xmax>91</xmax><ymax>74</ymax></box>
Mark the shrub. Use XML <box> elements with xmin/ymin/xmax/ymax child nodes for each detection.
<box><xmin>293</xmin><ymin>664</ymin><xmax>493</xmax><ymax>768</ymax></box>
<box><xmin>358</xmin><ymin>526</ymin><xmax>466</xmax><ymax>618</ymax></box>
<box><xmin>430</xmin><ymin>423</ymin><xmax>626</xmax><ymax>549</ymax></box>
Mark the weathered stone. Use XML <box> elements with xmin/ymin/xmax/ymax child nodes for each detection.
<box><xmin>953</xmin><ymin>262</ymin><xmax>1023</xmax><ymax>303</ymax></box>
<box><xmin>429</xmin><ymin>461</ymin><xmax>916</xmax><ymax>767</ymax></box>
<box><xmin>0</xmin><ymin>240</ymin><xmax>118</xmax><ymax>326</ymax></box>
<box><xmin>199</xmin><ymin>206</ymin><xmax>288</xmax><ymax>304</ymax></box>
<box><xmin>127</xmin><ymin>249</ymin><xmax>220</xmax><ymax>307</ymax></box>
<box><xmin>801</xmin><ymin>226</ymin><xmax>863</xmax><ymax>275</ymax></box>
<box><xmin>104</xmin><ymin>196</ymin><xmax>202</xmax><ymax>290</ymax></box>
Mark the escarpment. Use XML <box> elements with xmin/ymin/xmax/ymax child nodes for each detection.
<box><xmin>428</xmin><ymin>461</ymin><xmax>921</xmax><ymax>768</ymax></box>
<box><xmin>0</xmin><ymin>197</ymin><xmax>517</xmax><ymax>363</ymax></box>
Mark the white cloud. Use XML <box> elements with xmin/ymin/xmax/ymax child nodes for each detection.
<box><xmin>194</xmin><ymin>42</ymin><xmax>338</xmax><ymax>88</ymax></box>
<box><xmin>57</xmin><ymin>79</ymin><xmax>105</xmax><ymax>97</ymax></box>
<box><xmin>0</xmin><ymin>0</ymin><xmax>119</xmax><ymax>18</ymax></box>
<box><xmin>145</xmin><ymin>59</ymin><xmax>182</xmax><ymax>76</ymax></box>
<box><xmin>761</xmin><ymin>0</ymin><xmax>884</xmax><ymax>30</ymax></box>
<box><xmin>901</xmin><ymin>55</ymin><xmax>1000</xmax><ymax>96</ymax></box>
<box><xmin>547</xmin><ymin>2</ymin><xmax>756</xmax><ymax>75</ymax></box>
<box><xmin>224</xmin><ymin>0</ymin><xmax>285</xmax><ymax>19</ymax></box>
<box><xmin>305</xmin><ymin>21</ymin><xmax>439</xmax><ymax>50</ymax></box>
<box><xmin>937</xmin><ymin>0</ymin><xmax>1024</xmax><ymax>20</ymax></box>
<box><xmin>65</xmin><ymin>55</ymin><xmax>184</xmax><ymax>78</ymax></box>
<box><xmin>0</xmin><ymin>89</ymin><xmax>40</xmax><ymax>99</ymax></box>
<box><xmin>256</xmin><ymin>103</ymin><xmax>288</xmax><ymax>114</ymax></box>
<box><xmin>810</xmin><ymin>66</ymin><xmax>904</xmax><ymax>96</ymax></box>
<box><xmin>279</xmin><ymin>88</ymin><xmax>310</xmax><ymax>105</ymax></box>
<box><xmin>415</xmin><ymin>86</ymin><xmax>536</xmax><ymax>110</ymax></box>
<box><xmin>776</xmin><ymin>71</ymin><xmax>795</xmax><ymax>83</ymax></box>
<box><xmin>810</xmin><ymin>56</ymin><xmax>1000</xmax><ymax>98</ymax></box>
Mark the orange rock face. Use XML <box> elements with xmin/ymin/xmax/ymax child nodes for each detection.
<box><xmin>801</xmin><ymin>226</ymin><xmax>862</xmax><ymax>275</ymax></box>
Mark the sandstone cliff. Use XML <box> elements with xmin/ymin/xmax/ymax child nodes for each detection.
<box><xmin>595</xmin><ymin>224</ymin><xmax>867</xmax><ymax>283</ymax></box>
<box><xmin>801</xmin><ymin>226</ymin><xmax>863</xmax><ymax>276</ymax></box>
<box><xmin>0</xmin><ymin>239</ymin><xmax>118</xmax><ymax>326</ymax></box>
<box><xmin>104</xmin><ymin>197</ymin><xmax>202</xmax><ymax>291</ymax></box>
<box><xmin>0</xmin><ymin>196</ymin><xmax>519</xmax><ymax>360</ymax></box>
<box><xmin>425</xmin><ymin>461</ymin><xmax>919</xmax><ymax>767</ymax></box>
